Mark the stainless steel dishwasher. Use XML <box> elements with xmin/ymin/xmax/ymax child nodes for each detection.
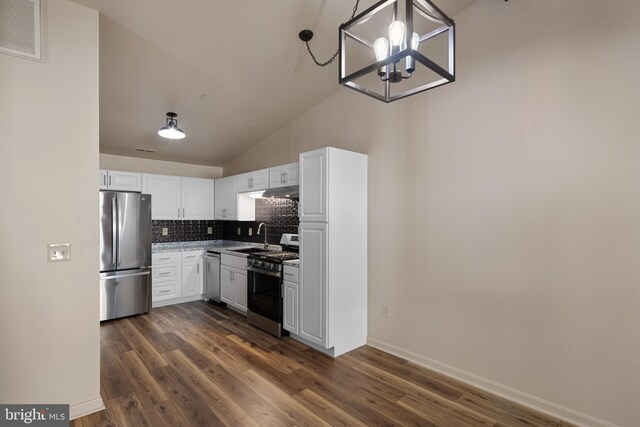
<box><xmin>204</xmin><ymin>252</ymin><xmax>221</xmax><ymax>302</ymax></box>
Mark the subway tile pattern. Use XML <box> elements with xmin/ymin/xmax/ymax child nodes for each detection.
<box><xmin>152</xmin><ymin>220</ymin><xmax>222</xmax><ymax>243</ymax></box>
<box><xmin>222</xmin><ymin>198</ymin><xmax>299</xmax><ymax>245</ymax></box>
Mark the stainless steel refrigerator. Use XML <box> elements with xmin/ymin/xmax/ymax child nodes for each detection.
<box><xmin>99</xmin><ymin>191</ymin><xmax>152</xmax><ymax>321</ymax></box>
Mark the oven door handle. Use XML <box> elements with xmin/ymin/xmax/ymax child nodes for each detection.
<box><xmin>248</xmin><ymin>266</ymin><xmax>281</xmax><ymax>278</ymax></box>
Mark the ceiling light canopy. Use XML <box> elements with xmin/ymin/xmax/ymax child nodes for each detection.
<box><xmin>158</xmin><ymin>112</ymin><xmax>185</xmax><ymax>140</ymax></box>
<box><xmin>339</xmin><ymin>0</ymin><xmax>455</xmax><ymax>103</ymax></box>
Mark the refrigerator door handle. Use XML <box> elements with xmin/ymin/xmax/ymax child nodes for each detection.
<box><xmin>112</xmin><ymin>194</ymin><xmax>118</xmax><ymax>265</ymax></box>
<box><xmin>101</xmin><ymin>270</ymin><xmax>151</xmax><ymax>280</ymax></box>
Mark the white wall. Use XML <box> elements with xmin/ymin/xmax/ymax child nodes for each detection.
<box><xmin>100</xmin><ymin>153</ymin><xmax>223</xmax><ymax>179</ymax></box>
<box><xmin>0</xmin><ymin>0</ymin><xmax>102</xmax><ymax>419</ymax></box>
<box><xmin>224</xmin><ymin>1</ymin><xmax>640</xmax><ymax>425</ymax></box>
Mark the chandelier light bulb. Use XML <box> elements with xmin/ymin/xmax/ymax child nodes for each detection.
<box><xmin>411</xmin><ymin>32</ymin><xmax>420</xmax><ymax>50</ymax></box>
<box><xmin>388</xmin><ymin>21</ymin><xmax>406</xmax><ymax>47</ymax></box>
<box><xmin>374</xmin><ymin>37</ymin><xmax>390</xmax><ymax>61</ymax></box>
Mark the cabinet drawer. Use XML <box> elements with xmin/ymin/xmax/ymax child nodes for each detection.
<box><xmin>152</xmin><ymin>252</ymin><xmax>180</xmax><ymax>264</ymax></box>
<box><xmin>181</xmin><ymin>251</ymin><xmax>203</xmax><ymax>262</ymax></box>
<box><xmin>153</xmin><ymin>264</ymin><xmax>179</xmax><ymax>281</ymax></box>
<box><xmin>221</xmin><ymin>254</ymin><xmax>248</xmax><ymax>269</ymax></box>
<box><xmin>283</xmin><ymin>266</ymin><xmax>299</xmax><ymax>283</ymax></box>
<box><xmin>153</xmin><ymin>282</ymin><xmax>179</xmax><ymax>301</ymax></box>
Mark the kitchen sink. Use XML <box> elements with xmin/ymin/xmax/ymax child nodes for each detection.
<box><xmin>229</xmin><ymin>247</ymin><xmax>271</xmax><ymax>254</ymax></box>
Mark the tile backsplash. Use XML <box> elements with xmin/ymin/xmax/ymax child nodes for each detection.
<box><xmin>152</xmin><ymin>199</ymin><xmax>299</xmax><ymax>244</ymax></box>
<box><xmin>222</xmin><ymin>198</ymin><xmax>299</xmax><ymax>245</ymax></box>
<box><xmin>152</xmin><ymin>220</ymin><xmax>222</xmax><ymax>243</ymax></box>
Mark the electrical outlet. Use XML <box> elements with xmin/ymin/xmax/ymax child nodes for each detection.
<box><xmin>48</xmin><ymin>243</ymin><xmax>71</xmax><ymax>262</ymax></box>
<box><xmin>237</xmin><ymin>227</ymin><xmax>241</xmax><ymax>236</ymax></box>
<box><xmin>382</xmin><ymin>304</ymin><xmax>391</xmax><ymax>319</ymax></box>
<box><xmin>248</xmin><ymin>228</ymin><xmax>252</xmax><ymax>236</ymax></box>
<box><xmin>207</xmin><ymin>227</ymin><xmax>213</xmax><ymax>234</ymax></box>
<box><xmin>162</xmin><ymin>228</ymin><xmax>169</xmax><ymax>236</ymax></box>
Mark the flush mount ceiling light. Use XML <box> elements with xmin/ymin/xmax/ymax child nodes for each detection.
<box><xmin>158</xmin><ymin>112</ymin><xmax>185</xmax><ymax>140</ymax></box>
<box><xmin>300</xmin><ymin>0</ymin><xmax>455</xmax><ymax>103</ymax></box>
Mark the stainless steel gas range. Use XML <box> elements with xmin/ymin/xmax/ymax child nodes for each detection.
<box><xmin>246</xmin><ymin>234</ymin><xmax>299</xmax><ymax>337</ymax></box>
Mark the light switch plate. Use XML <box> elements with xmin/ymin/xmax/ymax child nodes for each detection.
<box><xmin>162</xmin><ymin>228</ymin><xmax>169</xmax><ymax>236</ymax></box>
<box><xmin>207</xmin><ymin>227</ymin><xmax>213</xmax><ymax>234</ymax></box>
<box><xmin>48</xmin><ymin>244</ymin><xmax>70</xmax><ymax>262</ymax></box>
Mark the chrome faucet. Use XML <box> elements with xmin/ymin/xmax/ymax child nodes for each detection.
<box><xmin>257</xmin><ymin>223</ymin><xmax>269</xmax><ymax>249</ymax></box>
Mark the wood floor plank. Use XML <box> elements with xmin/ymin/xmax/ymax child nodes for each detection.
<box><xmin>162</xmin><ymin>349</ymin><xmax>259</xmax><ymax>426</ymax></box>
<box><xmin>117</xmin><ymin>319</ymin><xmax>168</xmax><ymax>371</ymax></box>
<box><xmin>113</xmin><ymin>351</ymin><xmax>169</xmax><ymax>408</ymax></box>
<box><xmin>457</xmin><ymin>393</ymin><xmax>567</xmax><ymax>427</ymax></box>
<box><xmin>292</xmin><ymin>388</ymin><xmax>369</xmax><ymax>427</ymax></box>
<box><xmin>152</xmin><ymin>364</ymin><xmax>226</xmax><ymax>427</ymax></box>
<box><xmin>108</xmin><ymin>393</ymin><xmax>152</xmax><ymax>427</ymax></box>
<box><xmin>151</xmin><ymin>399</ymin><xmax>192</xmax><ymax>427</ymax></box>
<box><xmin>202</xmin><ymin>362</ymin><xmax>291</xmax><ymax>426</ymax></box>
<box><xmin>240</xmin><ymin>369</ymin><xmax>331</xmax><ymax>427</ymax></box>
<box><xmin>74</xmin><ymin>301</ymin><xmax>575</xmax><ymax>427</ymax></box>
<box><xmin>398</xmin><ymin>392</ymin><xmax>497</xmax><ymax>427</ymax></box>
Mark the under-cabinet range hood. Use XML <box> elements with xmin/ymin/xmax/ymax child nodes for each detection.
<box><xmin>261</xmin><ymin>185</ymin><xmax>299</xmax><ymax>200</ymax></box>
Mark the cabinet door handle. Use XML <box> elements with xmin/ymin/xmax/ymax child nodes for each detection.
<box><xmin>197</xmin><ymin>264</ymin><xmax>199</xmax><ymax>274</ymax></box>
<box><xmin>178</xmin><ymin>208</ymin><xmax>181</xmax><ymax>218</ymax></box>
<box><xmin>183</xmin><ymin>208</ymin><xmax>185</xmax><ymax>218</ymax></box>
<box><xmin>207</xmin><ymin>263</ymin><xmax>210</xmax><ymax>272</ymax></box>
<box><xmin>159</xmin><ymin>272</ymin><xmax>171</xmax><ymax>276</ymax></box>
<box><xmin>159</xmin><ymin>289</ymin><xmax>171</xmax><ymax>294</ymax></box>
<box><xmin>158</xmin><ymin>257</ymin><xmax>170</xmax><ymax>261</ymax></box>
<box><xmin>283</xmin><ymin>171</ymin><xmax>288</xmax><ymax>184</ymax></box>
<box><xmin>108</xmin><ymin>175</ymin><xmax>112</xmax><ymax>187</ymax></box>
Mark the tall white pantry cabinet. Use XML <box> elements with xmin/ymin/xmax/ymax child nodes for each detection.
<box><xmin>297</xmin><ymin>147</ymin><xmax>367</xmax><ymax>357</ymax></box>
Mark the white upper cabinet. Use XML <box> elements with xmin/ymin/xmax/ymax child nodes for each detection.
<box><xmin>143</xmin><ymin>174</ymin><xmax>182</xmax><ymax>220</ymax></box>
<box><xmin>299</xmin><ymin>150</ymin><xmax>327</xmax><ymax>222</ymax></box>
<box><xmin>215</xmin><ymin>175</ymin><xmax>255</xmax><ymax>221</ymax></box>
<box><xmin>182</xmin><ymin>177</ymin><xmax>215</xmax><ymax>220</ymax></box>
<box><xmin>238</xmin><ymin>168</ymin><xmax>269</xmax><ymax>192</ymax></box>
<box><xmin>143</xmin><ymin>174</ymin><xmax>215</xmax><ymax>220</ymax></box>
<box><xmin>269</xmin><ymin>162</ymin><xmax>299</xmax><ymax>188</ymax></box>
<box><xmin>99</xmin><ymin>170</ymin><xmax>108</xmax><ymax>189</ymax></box>
<box><xmin>215</xmin><ymin>176</ymin><xmax>236</xmax><ymax>220</ymax></box>
<box><xmin>99</xmin><ymin>170</ymin><xmax>142</xmax><ymax>192</ymax></box>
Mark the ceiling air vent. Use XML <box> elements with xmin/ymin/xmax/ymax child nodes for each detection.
<box><xmin>0</xmin><ymin>0</ymin><xmax>41</xmax><ymax>61</ymax></box>
<box><xmin>136</xmin><ymin>148</ymin><xmax>155</xmax><ymax>154</ymax></box>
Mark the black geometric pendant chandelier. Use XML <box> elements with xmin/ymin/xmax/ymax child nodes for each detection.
<box><xmin>340</xmin><ymin>0</ymin><xmax>455</xmax><ymax>103</ymax></box>
<box><xmin>300</xmin><ymin>0</ymin><xmax>455</xmax><ymax>103</ymax></box>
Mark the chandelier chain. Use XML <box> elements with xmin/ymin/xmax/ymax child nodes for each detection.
<box><xmin>305</xmin><ymin>0</ymin><xmax>360</xmax><ymax>67</ymax></box>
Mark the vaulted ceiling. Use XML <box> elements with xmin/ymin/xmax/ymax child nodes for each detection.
<box><xmin>71</xmin><ymin>0</ymin><xmax>477</xmax><ymax>166</ymax></box>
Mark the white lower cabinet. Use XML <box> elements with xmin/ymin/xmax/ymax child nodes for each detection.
<box><xmin>152</xmin><ymin>251</ymin><xmax>204</xmax><ymax>307</ymax></box>
<box><xmin>220</xmin><ymin>254</ymin><xmax>248</xmax><ymax>313</ymax></box>
<box><xmin>299</xmin><ymin>223</ymin><xmax>327</xmax><ymax>347</ymax></box>
<box><xmin>283</xmin><ymin>279</ymin><xmax>299</xmax><ymax>335</ymax></box>
<box><xmin>152</xmin><ymin>252</ymin><xmax>181</xmax><ymax>304</ymax></box>
<box><xmin>181</xmin><ymin>251</ymin><xmax>204</xmax><ymax>298</ymax></box>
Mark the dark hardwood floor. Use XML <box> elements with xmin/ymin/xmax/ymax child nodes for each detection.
<box><xmin>72</xmin><ymin>301</ymin><xmax>573</xmax><ymax>427</ymax></box>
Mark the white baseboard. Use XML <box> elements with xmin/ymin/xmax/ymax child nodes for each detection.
<box><xmin>366</xmin><ymin>338</ymin><xmax>617</xmax><ymax>427</ymax></box>
<box><xmin>70</xmin><ymin>396</ymin><xmax>105</xmax><ymax>420</ymax></box>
